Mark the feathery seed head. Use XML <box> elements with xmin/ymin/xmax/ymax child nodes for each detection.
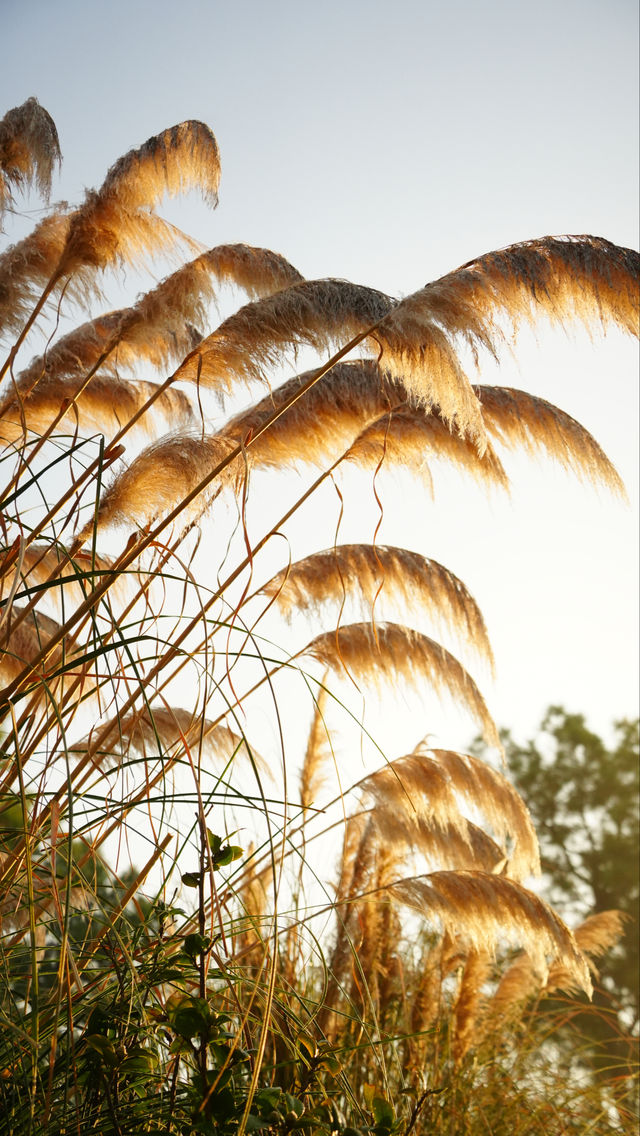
<box><xmin>261</xmin><ymin>544</ymin><xmax>494</xmax><ymax>670</ymax></box>
<box><xmin>87</xmin><ymin>430</ymin><xmax>240</xmax><ymax>534</ymax></box>
<box><xmin>304</xmin><ymin>621</ymin><xmax>500</xmax><ymax>748</ymax></box>
<box><xmin>392</xmin><ymin>870</ymin><xmax>592</xmax><ymax>995</ymax></box>
<box><xmin>0</xmin><ymin>98</ymin><xmax>61</xmax><ymax>220</ymax></box>
<box><xmin>175</xmin><ymin>279</ymin><xmax>395</xmax><ymax>394</ymax></box>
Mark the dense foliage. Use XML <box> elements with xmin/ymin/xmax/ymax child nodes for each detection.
<box><xmin>500</xmin><ymin>709</ymin><xmax>639</xmax><ymax>1065</ymax></box>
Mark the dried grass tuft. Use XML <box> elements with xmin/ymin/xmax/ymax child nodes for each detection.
<box><xmin>380</xmin><ymin>237</ymin><xmax>639</xmax><ymax>383</ymax></box>
<box><xmin>196</xmin><ymin>243</ymin><xmax>304</xmax><ymax>299</ymax></box>
<box><xmin>452</xmin><ymin>947</ymin><xmax>493</xmax><ymax>1064</ymax></box>
<box><xmin>573</xmin><ymin>909</ymin><xmax>627</xmax><ymax>959</ymax></box>
<box><xmin>98</xmin><ymin>120</ymin><xmax>220</xmax><ymax>213</ymax></box>
<box><xmin>61</xmin><ymin>196</ymin><xmax>201</xmax><ymax>279</ymax></box>
<box><xmin>299</xmin><ymin>685</ymin><xmax>332</xmax><ymax>812</ymax></box>
<box><xmin>71</xmin><ymin>706</ymin><xmax>263</xmax><ymax>774</ymax></box>
<box><xmin>0</xmin><ymin>370</ymin><xmax>193</xmax><ymax>443</ymax></box>
<box><xmin>392</xmin><ymin>870</ymin><xmax>591</xmax><ymax>995</ymax></box>
<box><xmin>0</xmin><ymin>211</ymin><xmax>72</xmax><ymax>337</ymax></box>
<box><xmin>87</xmin><ymin>430</ymin><xmax>241</xmax><ymax>533</ymax></box>
<box><xmin>345</xmin><ymin>403</ymin><xmax>509</xmax><ymax>491</ymax></box>
<box><xmin>316</xmin><ymin>815</ymin><xmax>378</xmax><ymax>1037</ymax></box>
<box><xmin>360</xmin><ymin>756</ymin><xmax>483</xmax><ymax>849</ymax></box>
<box><xmin>220</xmin><ymin>359</ymin><xmax>400</xmax><ymax>469</ymax></box>
<box><xmin>260</xmin><ymin>544</ymin><xmax>494</xmax><ymax>670</ymax></box>
<box><xmin>12</xmin><ymin>244</ymin><xmax>302</xmax><ymax>406</ymax></box>
<box><xmin>0</xmin><ymin>605</ymin><xmax>87</xmax><ymax>701</ymax></box>
<box><xmin>363</xmin><ymin>234</ymin><xmax>640</xmax><ymax>448</ymax></box>
<box><xmin>545</xmin><ymin>909</ymin><xmax>628</xmax><ymax>991</ymax></box>
<box><xmin>484</xmin><ymin>910</ymin><xmax>627</xmax><ymax>1029</ymax></box>
<box><xmin>373</xmin><ymin>306</ymin><xmax>488</xmax><ymax>445</ymax></box>
<box><xmin>304</xmin><ymin>621</ymin><xmax>500</xmax><ymax>748</ymax></box>
<box><xmin>358</xmin><ymin>753</ymin><xmax>511</xmax><ymax>874</ymax></box>
<box><xmin>476</xmin><ymin>385</ymin><xmax>626</xmax><ymax>495</ymax></box>
<box><xmin>368</xmin><ymin>800</ymin><xmax>507</xmax><ymax>875</ymax></box>
<box><xmin>416</xmin><ymin>747</ymin><xmax>541</xmax><ymax>880</ymax></box>
<box><xmin>485</xmin><ymin>950</ymin><xmax>542</xmax><ymax>1027</ymax></box>
<box><xmin>175</xmin><ymin>279</ymin><xmax>395</xmax><ymax>395</ymax></box>
<box><xmin>6</xmin><ymin>544</ymin><xmax>123</xmax><ymax>615</ymax></box>
<box><xmin>0</xmin><ymin>97</ymin><xmax>61</xmax><ymax>219</ymax></box>
<box><xmin>409</xmin><ymin>939</ymin><xmax>444</xmax><ymax>1041</ymax></box>
<box><xmin>45</xmin><ymin>121</ymin><xmax>218</xmax><ymax>284</ymax></box>
<box><xmin>451</xmin><ymin>234</ymin><xmax>640</xmax><ymax>338</ymax></box>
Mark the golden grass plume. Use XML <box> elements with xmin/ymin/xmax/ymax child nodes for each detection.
<box><xmin>380</xmin><ymin>236</ymin><xmax>639</xmax><ymax>380</ymax></box>
<box><xmin>0</xmin><ymin>97</ymin><xmax>61</xmax><ymax>220</ymax></box>
<box><xmin>483</xmin><ymin>909</ymin><xmax>627</xmax><ymax>1030</ymax></box>
<box><xmin>476</xmin><ymin>385</ymin><xmax>626</xmax><ymax>495</ymax></box>
<box><xmin>98</xmin><ymin>120</ymin><xmax>220</xmax><ymax>213</ymax></box>
<box><xmin>452</xmin><ymin>947</ymin><xmax>493</xmax><ymax>1064</ymax></box>
<box><xmin>545</xmin><ymin>909</ymin><xmax>628</xmax><ymax>992</ymax></box>
<box><xmin>53</xmin><ymin>121</ymin><xmax>219</xmax><ymax>283</ymax></box>
<box><xmin>391</xmin><ymin>870</ymin><xmax>592</xmax><ymax>996</ymax></box>
<box><xmin>0</xmin><ymin>604</ymin><xmax>87</xmax><ymax>701</ymax></box>
<box><xmin>304</xmin><ymin>621</ymin><xmax>500</xmax><ymax>748</ymax></box>
<box><xmin>356</xmin><ymin>752</ymin><xmax>513</xmax><ymax>874</ymax></box>
<box><xmin>365</xmin><ymin>802</ymin><xmax>507</xmax><ymax>874</ymax></box>
<box><xmin>71</xmin><ymin>705</ymin><xmax>266</xmax><ymax>775</ymax></box>
<box><xmin>2</xmin><ymin>242</ymin><xmax>299</xmax><ymax>435</ymax></box>
<box><xmin>0</xmin><ymin>370</ymin><xmax>194</xmax><ymax>444</ymax></box>
<box><xmin>3</xmin><ymin>544</ymin><xmax>122</xmax><ymax>616</ymax></box>
<box><xmin>84</xmin><ymin>430</ymin><xmax>240</xmax><ymax>533</ymax></box>
<box><xmin>418</xmin><ymin>747</ymin><xmax>541</xmax><ymax>881</ymax></box>
<box><xmin>354</xmin><ymin>235</ymin><xmax>639</xmax><ymax>445</ymax></box>
<box><xmin>220</xmin><ymin>359</ymin><xmax>400</xmax><ymax>468</ymax></box>
<box><xmin>0</xmin><ymin>211</ymin><xmax>72</xmax><ymax>338</ymax></box>
<box><xmin>260</xmin><ymin>544</ymin><xmax>494</xmax><ymax>670</ymax></box>
<box><xmin>175</xmin><ymin>279</ymin><xmax>395</xmax><ymax>396</ymax></box>
<box><xmin>344</xmin><ymin>403</ymin><xmax>510</xmax><ymax>491</ymax></box>
<box><xmin>299</xmin><ymin>684</ymin><xmax>332</xmax><ymax>812</ymax></box>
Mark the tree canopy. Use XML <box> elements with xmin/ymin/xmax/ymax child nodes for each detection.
<box><xmin>495</xmin><ymin>708</ymin><xmax>639</xmax><ymax>1061</ymax></box>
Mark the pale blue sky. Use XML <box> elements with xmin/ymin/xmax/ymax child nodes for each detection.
<box><xmin>3</xmin><ymin>0</ymin><xmax>638</xmax><ymax>286</ymax></box>
<box><xmin>1</xmin><ymin>0</ymin><xmax>638</xmax><ymax>744</ymax></box>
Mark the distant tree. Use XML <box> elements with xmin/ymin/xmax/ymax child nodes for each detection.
<box><xmin>496</xmin><ymin>707</ymin><xmax>639</xmax><ymax>1061</ymax></box>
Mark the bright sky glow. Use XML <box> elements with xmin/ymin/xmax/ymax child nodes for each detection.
<box><xmin>1</xmin><ymin>0</ymin><xmax>638</xmax><ymax>749</ymax></box>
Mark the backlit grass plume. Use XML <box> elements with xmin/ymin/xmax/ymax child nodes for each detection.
<box><xmin>304</xmin><ymin>622</ymin><xmax>500</xmax><ymax>747</ymax></box>
<box><xmin>0</xmin><ymin>99</ymin><xmax>637</xmax><ymax>1136</ymax></box>
<box><xmin>259</xmin><ymin>544</ymin><xmax>494</xmax><ymax>668</ymax></box>
<box><xmin>0</xmin><ymin>97</ymin><xmax>61</xmax><ymax>220</ymax></box>
<box><xmin>391</xmin><ymin>871</ymin><xmax>590</xmax><ymax>991</ymax></box>
<box><xmin>355</xmin><ymin>746</ymin><xmax>539</xmax><ymax>881</ymax></box>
